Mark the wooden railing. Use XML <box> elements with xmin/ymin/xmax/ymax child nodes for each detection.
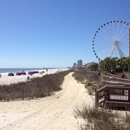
<box><xmin>101</xmin><ymin>73</ymin><xmax>130</xmax><ymax>86</ymax></box>
<box><xmin>95</xmin><ymin>84</ymin><xmax>130</xmax><ymax>110</ymax></box>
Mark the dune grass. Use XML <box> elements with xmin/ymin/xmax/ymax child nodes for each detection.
<box><xmin>73</xmin><ymin>69</ymin><xmax>130</xmax><ymax>130</ymax></box>
<box><xmin>0</xmin><ymin>70</ymin><xmax>71</xmax><ymax>101</ymax></box>
<box><xmin>75</xmin><ymin>106</ymin><xmax>130</xmax><ymax>130</ymax></box>
<box><xmin>72</xmin><ymin>70</ymin><xmax>86</xmax><ymax>83</ymax></box>
<box><xmin>72</xmin><ymin>70</ymin><xmax>103</xmax><ymax>95</ymax></box>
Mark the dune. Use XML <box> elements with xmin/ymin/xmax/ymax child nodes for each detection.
<box><xmin>0</xmin><ymin>72</ymin><xmax>94</xmax><ymax>130</ymax></box>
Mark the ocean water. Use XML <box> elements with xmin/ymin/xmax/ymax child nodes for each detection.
<box><xmin>0</xmin><ymin>68</ymin><xmax>55</xmax><ymax>74</ymax></box>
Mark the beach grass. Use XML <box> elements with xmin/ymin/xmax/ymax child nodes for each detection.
<box><xmin>0</xmin><ymin>70</ymin><xmax>72</xmax><ymax>101</ymax></box>
<box><xmin>72</xmin><ymin>69</ymin><xmax>103</xmax><ymax>95</ymax></box>
<box><xmin>73</xmin><ymin>68</ymin><xmax>130</xmax><ymax>129</ymax></box>
<box><xmin>75</xmin><ymin>106</ymin><xmax>130</xmax><ymax>130</ymax></box>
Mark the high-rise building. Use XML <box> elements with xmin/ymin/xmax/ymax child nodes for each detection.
<box><xmin>73</xmin><ymin>63</ymin><xmax>77</xmax><ymax>68</ymax></box>
<box><xmin>77</xmin><ymin>60</ymin><xmax>82</xmax><ymax>67</ymax></box>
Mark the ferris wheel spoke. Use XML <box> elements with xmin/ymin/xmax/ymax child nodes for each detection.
<box><xmin>117</xmin><ymin>23</ymin><xmax>125</xmax><ymax>40</ymax></box>
<box><xmin>106</xmin><ymin>24</ymin><xmax>115</xmax><ymax>40</ymax></box>
<box><xmin>119</xmin><ymin>40</ymin><xmax>129</xmax><ymax>44</ymax></box>
<box><xmin>119</xmin><ymin>45</ymin><xmax>129</xmax><ymax>53</ymax></box>
<box><xmin>95</xmin><ymin>42</ymin><xmax>111</xmax><ymax>46</ymax></box>
<box><xmin>119</xmin><ymin>45</ymin><xmax>129</xmax><ymax>50</ymax></box>
<box><xmin>97</xmin><ymin>33</ymin><xmax>113</xmax><ymax>42</ymax></box>
<box><xmin>95</xmin><ymin>43</ymin><xmax>110</xmax><ymax>48</ymax></box>
<box><xmin>96</xmin><ymin>37</ymin><xmax>113</xmax><ymax>43</ymax></box>
<box><xmin>116</xmin><ymin>22</ymin><xmax>120</xmax><ymax>39</ymax></box>
<box><xmin>120</xmin><ymin>46</ymin><xmax>128</xmax><ymax>52</ymax></box>
<box><xmin>95</xmin><ymin>45</ymin><xmax>114</xmax><ymax>56</ymax></box>
<box><xmin>94</xmin><ymin>40</ymin><xmax>113</xmax><ymax>46</ymax></box>
<box><xmin>97</xmin><ymin>51</ymin><xmax>107</xmax><ymax>58</ymax></box>
<box><xmin>94</xmin><ymin>43</ymin><xmax>109</xmax><ymax>46</ymax></box>
<box><xmin>119</xmin><ymin>46</ymin><xmax>128</xmax><ymax>54</ymax></box>
<box><xmin>119</xmin><ymin>41</ymin><xmax>129</xmax><ymax>46</ymax></box>
<box><xmin>95</xmin><ymin>44</ymin><xmax>113</xmax><ymax>52</ymax></box>
<box><xmin>119</xmin><ymin>43</ymin><xmax>129</xmax><ymax>48</ymax></box>
<box><xmin>119</xmin><ymin>43</ymin><xmax>129</xmax><ymax>47</ymax></box>
<box><xmin>98</xmin><ymin>48</ymin><xmax>112</xmax><ymax>58</ymax></box>
<box><xmin>101</xmin><ymin>27</ymin><xmax>114</xmax><ymax>41</ymax></box>
<box><xmin>112</xmin><ymin>22</ymin><xmax>116</xmax><ymax>40</ymax></box>
<box><xmin>118</xmin><ymin>29</ymin><xmax>128</xmax><ymax>40</ymax></box>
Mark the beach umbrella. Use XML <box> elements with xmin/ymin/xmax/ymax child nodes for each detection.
<box><xmin>8</xmin><ymin>73</ymin><xmax>14</xmax><ymax>76</ymax></box>
<box><xmin>28</xmin><ymin>71</ymin><xmax>33</xmax><ymax>75</ymax></box>
<box><xmin>33</xmin><ymin>71</ymin><xmax>39</xmax><ymax>74</ymax></box>
<box><xmin>16</xmin><ymin>72</ymin><xmax>21</xmax><ymax>75</ymax></box>
<box><xmin>28</xmin><ymin>71</ymin><xmax>38</xmax><ymax>75</ymax></box>
<box><xmin>21</xmin><ymin>71</ymin><xmax>26</xmax><ymax>75</ymax></box>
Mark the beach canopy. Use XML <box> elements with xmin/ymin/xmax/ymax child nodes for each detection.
<box><xmin>21</xmin><ymin>71</ymin><xmax>26</xmax><ymax>75</ymax></box>
<box><xmin>8</xmin><ymin>73</ymin><xmax>14</xmax><ymax>76</ymax></box>
<box><xmin>33</xmin><ymin>71</ymin><xmax>39</xmax><ymax>74</ymax></box>
<box><xmin>16</xmin><ymin>72</ymin><xmax>21</xmax><ymax>75</ymax></box>
<box><xmin>28</xmin><ymin>71</ymin><xmax>39</xmax><ymax>75</ymax></box>
<box><xmin>28</xmin><ymin>71</ymin><xmax>33</xmax><ymax>75</ymax></box>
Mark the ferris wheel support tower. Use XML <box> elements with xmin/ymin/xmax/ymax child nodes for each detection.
<box><xmin>109</xmin><ymin>40</ymin><xmax>124</xmax><ymax>58</ymax></box>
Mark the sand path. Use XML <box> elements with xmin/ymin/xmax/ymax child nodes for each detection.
<box><xmin>0</xmin><ymin>72</ymin><xmax>94</xmax><ymax>130</ymax></box>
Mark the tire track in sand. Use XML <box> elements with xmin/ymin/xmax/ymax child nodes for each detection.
<box><xmin>1</xmin><ymin>72</ymin><xmax>85</xmax><ymax>130</ymax></box>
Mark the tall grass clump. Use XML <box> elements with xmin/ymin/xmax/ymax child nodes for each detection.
<box><xmin>72</xmin><ymin>71</ymin><xmax>86</xmax><ymax>83</ymax></box>
<box><xmin>75</xmin><ymin>106</ymin><xmax>130</xmax><ymax>130</ymax></box>
<box><xmin>0</xmin><ymin>70</ymin><xmax>71</xmax><ymax>101</ymax></box>
<box><xmin>73</xmin><ymin>70</ymin><xmax>103</xmax><ymax>95</ymax></box>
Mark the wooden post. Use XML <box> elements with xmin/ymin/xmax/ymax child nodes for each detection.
<box><xmin>122</xmin><ymin>90</ymin><xmax>124</xmax><ymax>95</ymax></box>
<box><xmin>106</xmin><ymin>88</ymin><xmax>110</xmax><ymax>101</ymax></box>
<box><xmin>128</xmin><ymin>90</ymin><xmax>130</xmax><ymax>102</ymax></box>
<box><xmin>22</xmin><ymin>85</ymin><xmax>24</xmax><ymax>100</ymax></box>
<box><xmin>95</xmin><ymin>88</ymin><xmax>98</xmax><ymax>108</ymax></box>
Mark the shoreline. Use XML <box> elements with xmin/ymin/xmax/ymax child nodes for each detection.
<box><xmin>0</xmin><ymin>68</ymin><xmax>61</xmax><ymax>75</ymax></box>
<box><xmin>0</xmin><ymin>68</ymin><xmax>67</xmax><ymax>74</ymax></box>
<box><xmin>0</xmin><ymin>68</ymin><xmax>69</xmax><ymax>85</ymax></box>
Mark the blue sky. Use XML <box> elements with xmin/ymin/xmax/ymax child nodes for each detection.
<box><xmin>0</xmin><ymin>0</ymin><xmax>130</xmax><ymax>68</ymax></box>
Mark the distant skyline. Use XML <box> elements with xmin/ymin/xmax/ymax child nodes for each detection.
<box><xmin>1</xmin><ymin>0</ymin><xmax>130</xmax><ymax>68</ymax></box>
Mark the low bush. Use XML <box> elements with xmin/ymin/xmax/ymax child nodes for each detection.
<box><xmin>73</xmin><ymin>71</ymin><xmax>102</xmax><ymax>95</ymax></box>
<box><xmin>86</xmin><ymin>72</ymin><xmax>99</xmax><ymax>82</ymax></box>
<box><xmin>75</xmin><ymin>106</ymin><xmax>130</xmax><ymax>130</ymax></box>
<box><xmin>72</xmin><ymin>71</ymin><xmax>86</xmax><ymax>83</ymax></box>
<box><xmin>85</xmin><ymin>82</ymin><xmax>94</xmax><ymax>95</ymax></box>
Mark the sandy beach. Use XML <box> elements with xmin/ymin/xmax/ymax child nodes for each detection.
<box><xmin>0</xmin><ymin>72</ymin><xmax>94</xmax><ymax>130</ymax></box>
<box><xmin>0</xmin><ymin>69</ymin><xmax>68</xmax><ymax>85</ymax></box>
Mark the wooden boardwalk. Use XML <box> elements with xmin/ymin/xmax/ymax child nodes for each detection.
<box><xmin>95</xmin><ymin>74</ymin><xmax>130</xmax><ymax>110</ymax></box>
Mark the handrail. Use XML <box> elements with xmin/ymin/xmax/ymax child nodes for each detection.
<box><xmin>106</xmin><ymin>101</ymin><xmax>130</xmax><ymax>105</ymax></box>
<box><xmin>96</xmin><ymin>84</ymin><xmax>129</xmax><ymax>93</ymax></box>
<box><xmin>102</xmin><ymin>80</ymin><xmax>130</xmax><ymax>86</ymax></box>
<box><xmin>101</xmin><ymin>73</ymin><xmax>130</xmax><ymax>82</ymax></box>
<box><xmin>97</xmin><ymin>85</ymin><xmax>107</xmax><ymax>92</ymax></box>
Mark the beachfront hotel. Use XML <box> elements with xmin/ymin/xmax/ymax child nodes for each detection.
<box><xmin>73</xmin><ymin>63</ymin><xmax>77</xmax><ymax>68</ymax></box>
<box><xmin>77</xmin><ymin>60</ymin><xmax>82</xmax><ymax>68</ymax></box>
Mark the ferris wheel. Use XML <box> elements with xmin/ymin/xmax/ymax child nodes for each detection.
<box><xmin>92</xmin><ymin>20</ymin><xmax>130</xmax><ymax>61</ymax></box>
